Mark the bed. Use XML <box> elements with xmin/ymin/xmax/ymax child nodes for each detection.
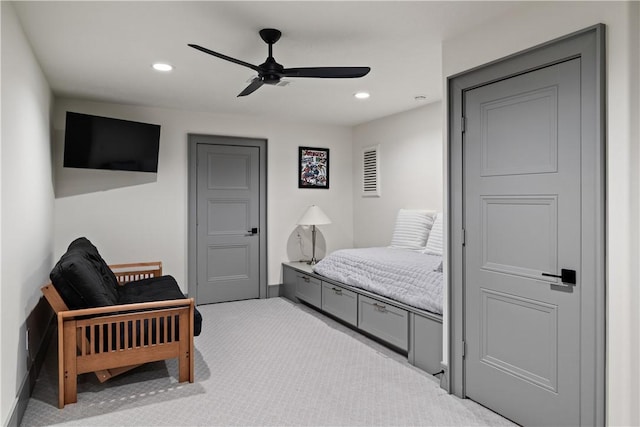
<box><xmin>282</xmin><ymin>209</ymin><xmax>445</xmax><ymax>380</ymax></box>
<box><xmin>315</xmin><ymin>208</ymin><xmax>443</xmax><ymax>314</ymax></box>
<box><xmin>312</xmin><ymin>246</ymin><xmax>443</xmax><ymax>315</ymax></box>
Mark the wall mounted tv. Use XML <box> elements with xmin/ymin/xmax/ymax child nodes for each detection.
<box><xmin>63</xmin><ymin>112</ymin><xmax>161</xmax><ymax>173</ymax></box>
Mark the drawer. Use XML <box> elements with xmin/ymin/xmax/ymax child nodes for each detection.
<box><xmin>295</xmin><ymin>273</ymin><xmax>321</xmax><ymax>308</ymax></box>
<box><xmin>321</xmin><ymin>282</ymin><xmax>357</xmax><ymax>326</ymax></box>
<box><xmin>358</xmin><ymin>295</ymin><xmax>409</xmax><ymax>351</ymax></box>
<box><xmin>410</xmin><ymin>313</ymin><xmax>443</xmax><ymax>374</ymax></box>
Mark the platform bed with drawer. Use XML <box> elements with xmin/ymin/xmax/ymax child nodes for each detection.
<box><xmin>281</xmin><ymin>209</ymin><xmax>445</xmax><ymax>376</ymax></box>
<box><xmin>282</xmin><ymin>259</ymin><xmax>442</xmax><ymax>375</ymax></box>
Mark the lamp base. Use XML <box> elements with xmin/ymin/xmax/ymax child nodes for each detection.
<box><xmin>308</xmin><ymin>225</ymin><xmax>320</xmax><ymax>266</ymax></box>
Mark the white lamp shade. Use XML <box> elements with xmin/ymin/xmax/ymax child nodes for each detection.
<box><xmin>297</xmin><ymin>205</ymin><xmax>332</xmax><ymax>226</ymax></box>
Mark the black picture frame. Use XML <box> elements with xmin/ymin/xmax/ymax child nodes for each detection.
<box><xmin>298</xmin><ymin>146</ymin><xmax>330</xmax><ymax>189</ymax></box>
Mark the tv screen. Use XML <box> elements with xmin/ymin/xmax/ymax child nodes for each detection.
<box><xmin>63</xmin><ymin>112</ymin><xmax>160</xmax><ymax>173</ymax></box>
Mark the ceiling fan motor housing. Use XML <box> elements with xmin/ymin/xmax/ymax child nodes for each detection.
<box><xmin>260</xmin><ymin>57</ymin><xmax>284</xmax><ymax>84</ymax></box>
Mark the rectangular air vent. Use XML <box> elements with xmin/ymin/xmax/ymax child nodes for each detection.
<box><xmin>362</xmin><ymin>145</ymin><xmax>381</xmax><ymax>197</ymax></box>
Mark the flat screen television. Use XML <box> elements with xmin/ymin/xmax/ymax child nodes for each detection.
<box><xmin>63</xmin><ymin>112</ymin><xmax>161</xmax><ymax>173</ymax></box>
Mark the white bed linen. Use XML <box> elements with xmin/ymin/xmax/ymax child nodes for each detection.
<box><xmin>313</xmin><ymin>247</ymin><xmax>443</xmax><ymax>315</ymax></box>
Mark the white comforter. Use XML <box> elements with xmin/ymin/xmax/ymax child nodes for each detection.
<box><xmin>313</xmin><ymin>247</ymin><xmax>443</xmax><ymax>315</ymax></box>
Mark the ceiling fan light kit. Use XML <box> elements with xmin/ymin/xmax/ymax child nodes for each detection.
<box><xmin>189</xmin><ymin>28</ymin><xmax>371</xmax><ymax>97</ymax></box>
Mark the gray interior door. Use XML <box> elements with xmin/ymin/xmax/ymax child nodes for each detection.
<box><xmin>196</xmin><ymin>143</ymin><xmax>260</xmax><ymax>303</ymax></box>
<box><xmin>463</xmin><ymin>59</ymin><xmax>581</xmax><ymax>426</ymax></box>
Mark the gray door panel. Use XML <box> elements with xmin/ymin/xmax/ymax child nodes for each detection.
<box><xmin>464</xmin><ymin>59</ymin><xmax>581</xmax><ymax>426</ymax></box>
<box><xmin>197</xmin><ymin>144</ymin><xmax>260</xmax><ymax>303</ymax></box>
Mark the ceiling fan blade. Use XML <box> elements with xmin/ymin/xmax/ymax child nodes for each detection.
<box><xmin>237</xmin><ymin>77</ymin><xmax>264</xmax><ymax>97</ymax></box>
<box><xmin>281</xmin><ymin>67</ymin><xmax>370</xmax><ymax>79</ymax></box>
<box><xmin>188</xmin><ymin>44</ymin><xmax>261</xmax><ymax>73</ymax></box>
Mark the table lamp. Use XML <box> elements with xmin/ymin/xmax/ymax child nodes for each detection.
<box><xmin>297</xmin><ymin>205</ymin><xmax>332</xmax><ymax>265</ymax></box>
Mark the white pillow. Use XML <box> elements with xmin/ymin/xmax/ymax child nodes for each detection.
<box><xmin>423</xmin><ymin>213</ymin><xmax>443</xmax><ymax>255</ymax></box>
<box><xmin>390</xmin><ymin>209</ymin><xmax>435</xmax><ymax>250</ymax></box>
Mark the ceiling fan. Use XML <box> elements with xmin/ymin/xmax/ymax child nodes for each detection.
<box><xmin>189</xmin><ymin>28</ymin><xmax>371</xmax><ymax>97</ymax></box>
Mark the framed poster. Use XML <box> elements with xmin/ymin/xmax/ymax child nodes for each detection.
<box><xmin>299</xmin><ymin>146</ymin><xmax>330</xmax><ymax>189</ymax></box>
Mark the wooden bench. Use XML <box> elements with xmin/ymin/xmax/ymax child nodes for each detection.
<box><xmin>42</xmin><ymin>262</ymin><xmax>195</xmax><ymax>408</ymax></box>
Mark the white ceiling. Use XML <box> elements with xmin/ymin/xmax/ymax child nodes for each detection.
<box><xmin>13</xmin><ymin>1</ymin><xmax>520</xmax><ymax>126</ymax></box>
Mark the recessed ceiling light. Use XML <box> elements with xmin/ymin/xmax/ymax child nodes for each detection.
<box><xmin>354</xmin><ymin>92</ymin><xmax>370</xmax><ymax>100</ymax></box>
<box><xmin>152</xmin><ymin>63</ymin><xmax>173</xmax><ymax>72</ymax></box>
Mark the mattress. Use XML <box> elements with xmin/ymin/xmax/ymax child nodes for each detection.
<box><xmin>313</xmin><ymin>247</ymin><xmax>443</xmax><ymax>315</ymax></box>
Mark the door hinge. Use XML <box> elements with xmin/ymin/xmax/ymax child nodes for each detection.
<box><xmin>462</xmin><ymin>341</ymin><xmax>467</xmax><ymax>359</ymax></box>
<box><xmin>461</xmin><ymin>116</ymin><xmax>466</xmax><ymax>133</ymax></box>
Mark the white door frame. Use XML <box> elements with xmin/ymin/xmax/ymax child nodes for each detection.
<box><xmin>447</xmin><ymin>25</ymin><xmax>605</xmax><ymax>425</ymax></box>
<box><xmin>187</xmin><ymin>134</ymin><xmax>268</xmax><ymax>303</ymax></box>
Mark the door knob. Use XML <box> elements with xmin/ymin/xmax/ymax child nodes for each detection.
<box><xmin>541</xmin><ymin>268</ymin><xmax>576</xmax><ymax>285</ymax></box>
<box><xmin>245</xmin><ymin>227</ymin><xmax>259</xmax><ymax>236</ymax></box>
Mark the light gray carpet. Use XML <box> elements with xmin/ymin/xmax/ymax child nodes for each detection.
<box><xmin>21</xmin><ymin>297</ymin><xmax>514</xmax><ymax>426</ymax></box>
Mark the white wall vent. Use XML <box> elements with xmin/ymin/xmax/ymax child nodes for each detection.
<box><xmin>362</xmin><ymin>145</ymin><xmax>381</xmax><ymax>197</ymax></box>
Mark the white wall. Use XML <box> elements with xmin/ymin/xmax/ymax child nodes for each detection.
<box><xmin>441</xmin><ymin>2</ymin><xmax>640</xmax><ymax>425</ymax></box>
<box><xmin>0</xmin><ymin>2</ymin><xmax>54</xmax><ymax>424</ymax></box>
<box><xmin>352</xmin><ymin>102</ymin><xmax>442</xmax><ymax>247</ymax></box>
<box><xmin>52</xmin><ymin>99</ymin><xmax>354</xmax><ymax>290</ymax></box>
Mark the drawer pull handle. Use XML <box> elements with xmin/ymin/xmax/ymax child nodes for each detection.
<box><xmin>332</xmin><ymin>287</ymin><xmax>342</xmax><ymax>295</ymax></box>
<box><xmin>303</xmin><ymin>276</ymin><xmax>310</xmax><ymax>283</ymax></box>
<box><xmin>373</xmin><ymin>302</ymin><xmax>387</xmax><ymax>312</ymax></box>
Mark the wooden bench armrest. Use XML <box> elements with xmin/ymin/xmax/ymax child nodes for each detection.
<box><xmin>58</xmin><ymin>298</ymin><xmax>194</xmax><ymax>320</ymax></box>
<box><xmin>41</xmin><ymin>283</ymin><xmax>69</xmax><ymax>313</ymax></box>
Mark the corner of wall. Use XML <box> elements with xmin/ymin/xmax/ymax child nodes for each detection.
<box><xmin>1</xmin><ymin>1</ymin><xmax>55</xmax><ymax>424</ymax></box>
<box><xmin>351</xmin><ymin>103</ymin><xmax>444</xmax><ymax>248</ymax></box>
